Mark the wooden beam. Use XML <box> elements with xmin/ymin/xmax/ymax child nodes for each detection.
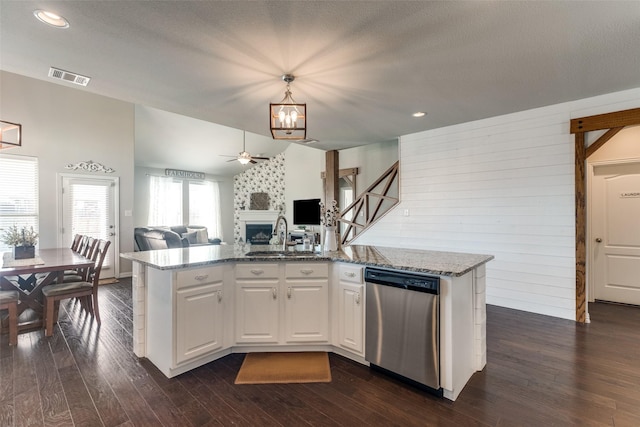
<box><xmin>320</xmin><ymin>167</ymin><xmax>359</xmax><ymax>179</ymax></box>
<box><xmin>325</xmin><ymin>150</ymin><xmax>339</xmax><ymax>207</ymax></box>
<box><xmin>570</xmin><ymin>107</ymin><xmax>640</xmax><ymax>134</ymax></box>
<box><xmin>575</xmin><ymin>132</ymin><xmax>586</xmax><ymax>323</ymax></box>
<box><xmin>585</xmin><ymin>127</ymin><xmax>624</xmax><ymax>158</ymax></box>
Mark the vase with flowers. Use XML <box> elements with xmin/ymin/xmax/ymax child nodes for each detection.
<box><xmin>1</xmin><ymin>225</ymin><xmax>38</xmax><ymax>259</ymax></box>
<box><xmin>319</xmin><ymin>199</ymin><xmax>340</xmax><ymax>252</ymax></box>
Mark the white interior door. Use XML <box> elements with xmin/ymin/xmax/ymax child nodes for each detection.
<box><xmin>591</xmin><ymin>162</ymin><xmax>640</xmax><ymax>305</ymax></box>
<box><xmin>59</xmin><ymin>174</ymin><xmax>119</xmax><ymax>279</ymax></box>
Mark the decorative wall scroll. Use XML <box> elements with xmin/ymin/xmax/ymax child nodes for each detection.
<box><xmin>65</xmin><ymin>160</ymin><xmax>115</xmax><ymax>173</ymax></box>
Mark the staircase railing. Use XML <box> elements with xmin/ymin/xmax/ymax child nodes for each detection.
<box><xmin>338</xmin><ymin>161</ymin><xmax>399</xmax><ymax>245</ymax></box>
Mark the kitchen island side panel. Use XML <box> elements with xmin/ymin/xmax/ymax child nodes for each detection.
<box><xmin>145</xmin><ymin>267</ymin><xmax>174</xmax><ymax>376</ymax></box>
<box><xmin>440</xmin><ymin>271</ymin><xmax>476</xmax><ymax>401</ymax></box>
<box><xmin>132</xmin><ymin>261</ymin><xmax>146</xmax><ymax>357</ymax></box>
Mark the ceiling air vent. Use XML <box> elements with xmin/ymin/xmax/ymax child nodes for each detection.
<box><xmin>48</xmin><ymin>67</ymin><xmax>91</xmax><ymax>86</ymax></box>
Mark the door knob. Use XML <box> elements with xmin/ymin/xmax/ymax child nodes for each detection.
<box><xmin>595</xmin><ymin>238</ymin><xmax>602</xmax><ymax>243</ymax></box>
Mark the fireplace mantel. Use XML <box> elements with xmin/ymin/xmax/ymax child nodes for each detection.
<box><xmin>238</xmin><ymin>210</ymin><xmax>280</xmax><ymax>242</ymax></box>
<box><xmin>238</xmin><ymin>210</ymin><xmax>280</xmax><ymax>222</ymax></box>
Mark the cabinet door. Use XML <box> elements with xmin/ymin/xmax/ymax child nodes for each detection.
<box><xmin>235</xmin><ymin>280</ymin><xmax>280</xmax><ymax>343</ymax></box>
<box><xmin>175</xmin><ymin>281</ymin><xmax>224</xmax><ymax>365</ymax></box>
<box><xmin>338</xmin><ymin>282</ymin><xmax>364</xmax><ymax>354</ymax></box>
<box><xmin>284</xmin><ymin>280</ymin><xmax>329</xmax><ymax>343</ymax></box>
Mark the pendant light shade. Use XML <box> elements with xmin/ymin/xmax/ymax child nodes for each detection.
<box><xmin>270</xmin><ymin>74</ymin><xmax>306</xmax><ymax>140</ymax></box>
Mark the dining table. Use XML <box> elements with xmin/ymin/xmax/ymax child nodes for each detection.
<box><xmin>0</xmin><ymin>248</ymin><xmax>94</xmax><ymax>333</ymax></box>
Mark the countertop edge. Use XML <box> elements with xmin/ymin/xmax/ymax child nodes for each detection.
<box><xmin>120</xmin><ymin>245</ymin><xmax>494</xmax><ymax>277</ymax></box>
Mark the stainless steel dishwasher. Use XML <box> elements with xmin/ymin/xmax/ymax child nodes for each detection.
<box><xmin>365</xmin><ymin>267</ymin><xmax>441</xmax><ymax>394</ymax></box>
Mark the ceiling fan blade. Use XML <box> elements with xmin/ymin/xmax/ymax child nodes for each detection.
<box><xmin>226</xmin><ymin>158</ymin><xmax>238</xmax><ymax>162</ymax></box>
<box><xmin>252</xmin><ymin>156</ymin><xmax>270</xmax><ymax>160</ymax></box>
<box><xmin>250</xmin><ymin>159</ymin><xmax>257</xmax><ymax>164</ymax></box>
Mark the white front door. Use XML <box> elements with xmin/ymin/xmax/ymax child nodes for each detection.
<box><xmin>59</xmin><ymin>174</ymin><xmax>119</xmax><ymax>279</ymax></box>
<box><xmin>591</xmin><ymin>162</ymin><xmax>640</xmax><ymax>305</ymax></box>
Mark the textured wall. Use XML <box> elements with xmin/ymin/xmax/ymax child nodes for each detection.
<box><xmin>355</xmin><ymin>87</ymin><xmax>640</xmax><ymax>320</ymax></box>
<box><xmin>233</xmin><ymin>153</ymin><xmax>285</xmax><ymax>243</ymax></box>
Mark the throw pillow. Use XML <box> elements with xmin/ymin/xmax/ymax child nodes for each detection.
<box><xmin>181</xmin><ymin>231</ymin><xmax>197</xmax><ymax>244</ymax></box>
<box><xmin>188</xmin><ymin>227</ymin><xmax>209</xmax><ymax>244</ymax></box>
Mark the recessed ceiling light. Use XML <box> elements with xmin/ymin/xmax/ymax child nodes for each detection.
<box><xmin>33</xmin><ymin>9</ymin><xmax>69</xmax><ymax>28</ymax></box>
<box><xmin>412</xmin><ymin>112</ymin><xmax>427</xmax><ymax>118</ymax></box>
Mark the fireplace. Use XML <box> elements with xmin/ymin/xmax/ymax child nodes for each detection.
<box><xmin>246</xmin><ymin>224</ymin><xmax>273</xmax><ymax>244</ymax></box>
<box><xmin>237</xmin><ymin>210</ymin><xmax>280</xmax><ymax>244</ymax></box>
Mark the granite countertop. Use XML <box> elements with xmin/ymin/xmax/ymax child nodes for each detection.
<box><xmin>121</xmin><ymin>244</ymin><xmax>493</xmax><ymax>277</ymax></box>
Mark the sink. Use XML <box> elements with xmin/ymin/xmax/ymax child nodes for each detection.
<box><xmin>244</xmin><ymin>250</ymin><xmax>319</xmax><ymax>258</ymax></box>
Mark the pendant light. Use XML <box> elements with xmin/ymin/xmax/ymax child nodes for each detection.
<box><xmin>269</xmin><ymin>74</ymin><xmax>306</xmax><ymax>140</ymax></box>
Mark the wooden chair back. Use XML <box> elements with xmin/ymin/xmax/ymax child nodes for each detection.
<box><xmin>74</xmin><ymin>237</ymin><xmax>102</xmax><ymax>281</ymax></box>
<box><xmin>70</xmin><ymin>234</ymin><xmax>83</xmax><ymax>251</ymax></box>
<box><xmin>81</xmin><ymin>237</ymin><xmax>98</xmax><ymax>258</ymax></box>
<box><xmin>88</xmin><ymin>239</ymin><xmax>111</xmax><ymax>286</ymax></box>
<box><xmin>76</xmin><ymin>235</ymin><xmax>89</xmax><ymax>254</ymax></box>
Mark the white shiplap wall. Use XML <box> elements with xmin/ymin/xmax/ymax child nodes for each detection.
<box><xmin>354</xmin><ymin>87</ymin><xmax>640</xmax><ymax>320</ymax></box>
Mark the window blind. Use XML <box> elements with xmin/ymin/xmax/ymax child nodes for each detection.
<box><xmin>0</xmin><ymin>154</ymin><xmax>39</xmax><ymax>251</ymax></box>
<box><xmin>66</xmin><ymin>183</ymin><xmax>110</xmax><ymax>239</ymax></box>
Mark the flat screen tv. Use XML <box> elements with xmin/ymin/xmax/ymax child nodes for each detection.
<box><xmin>293</xmin><ymin>198</ymin><xmax>321</xmax><ymax>225</ymax></box>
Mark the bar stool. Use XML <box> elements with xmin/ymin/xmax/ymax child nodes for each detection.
<box><xmin>0</xmin><ymin>290</ymin><xmax>19</xmax><ymax>346</ymax></box>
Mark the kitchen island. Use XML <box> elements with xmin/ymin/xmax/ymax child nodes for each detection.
<box><xmin>121</xmin><ymin>244</ymin><xmax>493</xmax><ymax>401</ymax></box>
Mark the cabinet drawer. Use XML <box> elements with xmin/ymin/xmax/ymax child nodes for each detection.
<box><xmin>235</xmin><ymin>263</ymin><xmax>279</xmax><ymax>279</ymax></box>
<box><xmin>176</xmin><ymin>265</ymin><xmax>223</xmax><ymax>289</ymax></box>
<box><xmin>285</xmin><ymin>263</ymin><xmax>328</xmax><ymax>279</ymax></box>
<box><xmin>338</xmin><ymin>264</ymin><xmax>363</xmax><ymax>284</ymax></box>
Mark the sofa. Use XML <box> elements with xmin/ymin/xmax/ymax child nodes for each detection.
<box><xmin>134</xmin><ymin>225</ymin><xmax>221</xmax><ymax>251</ymax></box>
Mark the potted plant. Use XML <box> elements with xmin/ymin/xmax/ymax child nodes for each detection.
<box><xmin>320</xmin><ymin>199</ymin><xmax>340</xmax><ymax>252</ymax></box>
<box><xmin>1</xmin><ymin>225</ymin><xmax>38</xmax><ymax>259</ymax></box>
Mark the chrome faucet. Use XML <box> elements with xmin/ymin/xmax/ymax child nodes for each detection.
<box><xmin>273</xmin><ymin>215</ymin><xmax>288</xmax><ymax>250</ymax></box>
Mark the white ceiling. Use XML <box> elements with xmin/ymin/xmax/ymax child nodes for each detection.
<box><xmin>1</xmin><ymin>1</ymin><xmax>640</xmax><ymax>175</ymax></box>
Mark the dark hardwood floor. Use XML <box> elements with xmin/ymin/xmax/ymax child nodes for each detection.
<box><xmin>2</xmin><ymin>278</ymin><xmax>640</xmax><ymax>426</ymax></box>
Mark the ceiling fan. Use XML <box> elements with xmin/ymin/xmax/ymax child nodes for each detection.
<box><xmin>221</xmin><ymin>132</ymin><xmax>270</xmax><ymax>165</ymax></box>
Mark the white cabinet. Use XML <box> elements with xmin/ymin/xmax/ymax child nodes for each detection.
<box><xmin>175</xmin><ymin>281</ymin><xmax>224</xmax><ymax>364</ymax></box>
<box><xmin>146</xmin><ymin>264</ymin><xmax>230</xmax><ymax>377</ymax></box>
<box><xmin>335</xmin><ymin>264</ymin><xmax>365</xmax><ymax>355</ymax></box>
<box><xmin>284</xmin><ymin>263</ymin><xmax>329</xmax><ymax>343</ymax></box>
<box><xmin>235</xmin><ymin>262</ymin><xmax>329</xmax><ymax>345</ymax></box>
<box><xmin>174</xmin><ymin>266</ymin><xmax>226</xmax><ymax>365</ymax></box>
<box><xmin>235</xmin><ymin>264</ymin><xmax>280</xmax><ymax>343</ymax></box>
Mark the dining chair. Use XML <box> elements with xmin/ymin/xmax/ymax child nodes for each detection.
<box><xmin>0</xmin><ymin>290</ymin><xmax>19</xmax><ymax>346</ymax></box>
<box><xmin>43</xmin><ymin>239</ymin><xmax>111</xmax><ymax>337</ymax></box>
<box><xmin>70</xmin><ymin>234</ymin><xmax>83</xmax><ymax>252</ymax></box>
<box><xmin>63</xmin><ymin>236</ymin><xmax>98</xmax><ymax>283</ymax></box>
<box><xmin>81</xmin><ymin>237</ymin><xmax>98</xmax><ymax>258</ymax></box>
<box><xmin>75</xmin><ymin>235</ymin><xmax>88</xmax><ymax>254</ymax></box>
<box><xmin>75</xmin><ymin>235</ymin><xmax>97</xmax><ymax>258</ymax></box>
